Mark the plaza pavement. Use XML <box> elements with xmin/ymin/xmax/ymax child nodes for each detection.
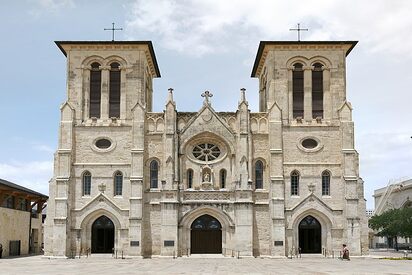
<box><xmin>0</xmin><ymin>251</ymin><xmax>411</xmax><ymax>275</ymax></box>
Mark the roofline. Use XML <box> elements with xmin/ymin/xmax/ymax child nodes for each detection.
<box><xmin>55</xmin><ymin>41</ymin><xmax>161</xmax><ymax>77</ymax></box>
<box><xmin>0</xmin><ymin>178</ymin><xmax>48</xmax><ymax>199</ymax></box>
<box><xmin>251</xmin><ymin>41</ymin><xmax>358</xmax><ymax>77</ymax></box>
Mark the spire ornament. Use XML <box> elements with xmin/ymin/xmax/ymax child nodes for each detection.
<box><xmin>201</xmin><ymin>90</ymin><xmax>213</xmax><ymax>105</ymax></box>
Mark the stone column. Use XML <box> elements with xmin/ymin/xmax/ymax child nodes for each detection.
<box><xmin>323</xmin><ymin>67</ymin><xmax>331</xmax><ymax>120</ymax></box>
<box><xmin>119</xmin><ymin>66</ymin><xmax>127</xmax><ymax>120</ymax></box>
<box><xmin>287</xmin><ymin>66</ymin><xmax>293</xmax><ymax>122</ymax></box>
<box><xmin>161</xmin><ymin>89</ymin><xmax>179</xmax><ymax>256</ymax></box>
<box><xmin>100</xmin><ymin>66</ymin><xmax>110</xmax><ymax>120</ymax></box>
<box><xmin>45</xmin><ymin>103</ymin><xmax>74</xmax><ymax>257</ymax></box>
<box><xmin>268</xmin><ymin>102</ymin><xmax>285</xmax><ymax>256</ymax></box>
<box><xmin>303</xmin><ymin>66</ymin><xmax>313</xmax><ymax>121</ymax></box>
<box><xmin>234</xmin><ymin>200</ymin><xmax>253</xmax><ymax>257</ymax></box>
<box><xmin>129</xmin><ymin>102</ymin><xmax>146</xmax><ymax>256</ymax></box>
<box><xmin>339</xmin><ymin>102</ymin><xmax>364</xmax><ymax>255</ymax></box>
<box><xmin>82</xmin><ymin>66</ymin><xmax>91</xmax><ymax>121</ymax></box>
<box><xmin>237</xmin><ymin>89</ymin><xmax>250</xmax><ymax>189</ymax></box>
<box><xmin>259</xmin><ymin>88</ymin><xmax>265</xmax><ymax>112</ymax></box>
<box><xmin>129</xmin><ymin>178</ymin><xmax>143</xmax><ymax>256</ymax></box>
<box><xmin>163</xmin><ymin>89</ymin><xmax>177</xmax><ymax>190</ymax></box>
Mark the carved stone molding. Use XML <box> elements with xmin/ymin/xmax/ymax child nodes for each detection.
<box><xmin>182</xmin><ymin>191</ymin><xmax>230</xmax><ymax>202</ymax></box>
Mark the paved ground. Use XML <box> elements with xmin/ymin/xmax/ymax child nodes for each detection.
<box><xmin>0</xmin><ymin>251</ymin><xmax>411</xmax><ymax>275</ymax></box>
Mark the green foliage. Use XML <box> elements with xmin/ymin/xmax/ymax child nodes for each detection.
<box><xmin>369</xmin><ymin>208</ymin><xmax>412</xmax><ymax>238</ymax></box>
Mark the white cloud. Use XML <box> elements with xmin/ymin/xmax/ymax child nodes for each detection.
<box><xmin>0</xmin><ymin>161</ymin><xmax>52</xmax><ymax>196</ymax></box>
<box><xmin>126</xmin><ymin>0</ymin><xmax>412</xmax><ymax>59</ymax></box>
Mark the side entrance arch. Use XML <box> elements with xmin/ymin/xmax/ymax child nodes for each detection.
<box><xmin>191</xmin><ymin>214</ymin><xmax>222</xmax><ymax>254</ymax></box>
<box><xmin>298</xmin><ymin>215</ymin><xmax>321</xmax><ymax>253</ymax></box>
<box><xmin>91</xmin><ymin>215</ymin><xmax>115</xmax><ymax>253</ymax></box>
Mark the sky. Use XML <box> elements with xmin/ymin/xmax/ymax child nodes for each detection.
<box><xmin>0</xmin><ymin>0</ymin><xmax>411</xmax><ymax>209</ymax></box>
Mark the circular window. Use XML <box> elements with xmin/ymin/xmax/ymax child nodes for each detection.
<box><xmin>95</xmin><ymin>138</ymin><xmax>112</xmax><ymax>149</ymax></box>
<box><xmin>301</xmin><ymin>138</ymin><xmax>318</xmax><ymax>149</ymax></box>
<box><xmin>192</xmin><ymin>143</ymin><xmax>221</xmax><ymax>162</ymax></box>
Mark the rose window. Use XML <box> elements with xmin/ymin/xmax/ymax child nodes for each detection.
<box><xmin>192</xmin><ymin>143</ymin><xmax>221</xmax><ymax>162</ymax></box>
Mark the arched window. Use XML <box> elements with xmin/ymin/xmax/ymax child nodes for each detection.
<box><xmin>114</xmin><ymin>171</ymin><xmax>123</xmax><ymax>196</ymax></box>
<box><xmin>322</xmin><ymin>170</ymin><xmax>330</xmax><ymax>196</ymax></box>
<box><xmin>109</xmin><ymin>62</ymin><xmax>121</xmax><ymax>118</ymax></box>
<box><xmin>220</xmin><ymin>169</ymin><xmax>226</xmax><ymax>189</ymax></box>
<box><xmin>312</xmin><ymin>63</ymin><xmax>324</xmax><ymax>118</ymax></box>
<box><xmin>291</xmin><ymin>170</ymin><xmax>299</xmax><ymax>196</ymax></box>
<box><xmin>187</xmin><ymin>169</ymin><xmax>193</xmax><ymax>189</ymax></box>
<box><xmin>83</xmin><ymin>171</ymin><xmax>91</xmax><ymax>196</ymax></box>
<box><xmin>150</xmin><ymin>160</ymin><xmax>159</xmax><ymax>189</ymax></box>
<box><xmin>255</xmin><ymin>160</ymin><xmax>264</xmax><ymax>189</ymax></box>
<box><xmin>89</xmin><ymin>62</ymin><xmax>101</xmax><ymax>118</ymax></box>
<box><xmin>292</xmin><ymin>63</ymin><xmax>304</xmax><ymax>118</ymax></box>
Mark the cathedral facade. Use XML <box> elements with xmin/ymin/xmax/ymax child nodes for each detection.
<box><xmin>45</xmin><ymin>40</ymin><xmax>368</xmax><ymax>257</ymax></box>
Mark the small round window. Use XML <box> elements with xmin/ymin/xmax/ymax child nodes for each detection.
<box><xmin>301</xmin><ymin>138</ymin><xmax>318</xmax><ymax>149</ymax></box>
<box><xmin>95</xmin><ymin>138</ymin><xmax>112</xmax><ymax>149</ymax></box>
<box><xmin>192</xmin><ymin>143</ymin><xmax>221</xmax><ymax>162</ymax></box>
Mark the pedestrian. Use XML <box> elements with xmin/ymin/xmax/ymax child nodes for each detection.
<box><xmin>0</xmin><ymin>243</ymin><xmax>3</xmax><ymax>258</ymax></box>
<box><xmin>341</xmin><ymin>244</ymin><xmax>350</xmax><ymax>260</ymax></box>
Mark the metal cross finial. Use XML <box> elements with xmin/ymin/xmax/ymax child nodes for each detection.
<box><xmin>201</xmin><ymin>90</ymin><xmax>213</xmax><ymax>104</ymax></box>
<box><xmin>104</xmin><ymin>22</ymin><xmax>123</xmax><ymax>41</ymax></box>
<box><xmin>289</xmin><ymin>23</ymin><xmax>308</xmax><ymax>41</ymax></box>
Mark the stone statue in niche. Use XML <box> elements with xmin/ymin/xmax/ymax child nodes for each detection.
<box><xmin>203</xmin><ymin>172</ymin><xmax>210</xmax><ymax>182</ymax></box>
<box><xmin>201</xmin><ymin>170</ymin><xmax>213</xmax><ymax>190</ymax></box>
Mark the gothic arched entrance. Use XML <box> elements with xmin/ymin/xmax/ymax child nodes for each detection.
<box><xmin>298</xmin><ymin>215</ymin><xmax>321</xmax><ymax>253</ymax></box>
<box><xmin>91</xmin><ymin>215</ymin><xmax>115</xmax><ymax>253</ymax></box>
<box><xmin>191</xmin><ymin>214</ymin><xmax>222</xmax><ymax>254</ymax></box>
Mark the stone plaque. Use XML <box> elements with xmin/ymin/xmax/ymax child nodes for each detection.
<box><xmin>130</xmin><ymin>241</ymin><xmax>139</xmax><ymax>247</ymax></box>
<box><xmin>164</xmin><ymin>240</ymin><xmax>175</xmax><ymax>247</ymax></box>
<box><xmin>274</xmin><ymin>241</ymin><xmax>283</xmax><ymax>246</ymax></box>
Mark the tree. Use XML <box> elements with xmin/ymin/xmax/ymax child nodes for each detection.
<box><xmin>369</xmin><ymin>207</ymin><xmax>412</xmax><ymax>250</ymax></box>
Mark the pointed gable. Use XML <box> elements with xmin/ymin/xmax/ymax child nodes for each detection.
<box><xmin>338</xmin><ymin>101</ymin><xmax>353</xmax><ymax>121</ymax></box>
<box><xmin>179</xmin><ymin>104</ymin><xmax>236</xmax><ymax>151</ymax></box>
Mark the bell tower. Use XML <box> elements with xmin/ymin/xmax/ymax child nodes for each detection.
<box><xmin>251</xmin><ymin>41</ymin><xmax>368</xmax><ymax>256</ymax></box>
<box><xmin>45</xmin><ymin>41</ymin><xmax>160</xmax><ymax>257</ymax></box>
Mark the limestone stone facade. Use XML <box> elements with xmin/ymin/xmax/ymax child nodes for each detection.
<box><xmin>45</xmin><ymin>40</ymin><xmax>368</xmax><ymax>258</ymax></box>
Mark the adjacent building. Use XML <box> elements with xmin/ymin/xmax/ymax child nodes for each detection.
<box><xmin>45</xmin><ymin>40</ymin><xmax>368</xmax><ymax>258</ymax></box>
<box><xmin>371</xmin><ymin>178</ymin><xmax>412</xmax><ymax>248</ymax></box>
<box><xmin>0</xmin><ymin>178</ymin><xmax>48</xmax><ymax>257</ymax></box>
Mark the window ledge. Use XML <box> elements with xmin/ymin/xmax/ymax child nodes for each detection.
<box><xmin>254</xmin><ymin>189</ymin><xmax>269</xmax><ymax>193</ymax></box>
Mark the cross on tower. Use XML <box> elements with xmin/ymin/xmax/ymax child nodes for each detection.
<box><xmin>289</xmin><ymin>23</ymin><xmax>308</xmax><ymax>41</ymax></box>
<box><xmin>201</xmin><ymin>90</ymin><xmax>213</xmax><ymax>104</ymax></box>
<box><xmin>104</xmin><ymin>22</ymin><xmax>123</xmax><ymax>41</ymax></box>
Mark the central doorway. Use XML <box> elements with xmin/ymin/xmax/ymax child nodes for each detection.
<box><xmin>298</xmin><ymin>215</ymin><xmax>321</xmax><ymax>253</ymax></box>
<box><xmin>191</xmin><ymin>214</ymin><xmax>222</xmax><ymax>254</ymax></box>
<box><xmin>91</xmin><ymin>215</ymin><xmax>115</xmax><ymax>253</ymax></box>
